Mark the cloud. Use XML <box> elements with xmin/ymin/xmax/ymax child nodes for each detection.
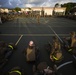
<box><xmin>0</xmin><ymin>0</ymin><xmax>76</xmax><ymax>8</ymax></box>
<box><xmin>51</xmin><ymin>0</ymin><xmax>76</xmax><ymax>5</ymax></box>
<box><xmin>0</xmin><ymin>0</ymin><xmax>7</xmax><ymax>5</ymax></box>
<box><xmin>0</xmin><ymin>0</ymin><xmax>12</xmax><ymax>8</ymax></box>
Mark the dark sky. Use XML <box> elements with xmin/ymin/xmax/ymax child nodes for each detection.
<box><xmin>0</xmin><ymin>0</ymin><xmax>76</xmax><ymax>8</ymax></box>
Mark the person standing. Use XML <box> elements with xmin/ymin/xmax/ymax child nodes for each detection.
<box><xmin>0</xmin><ymin>17</ymin><xmax>2</xmax><ymax>24</ymax></box>
<box><xmin>37</xmin><ymin>14</ymin><xmax>40</xmax><ymax>23</ymax></box>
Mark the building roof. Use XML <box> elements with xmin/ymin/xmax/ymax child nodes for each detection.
<box><xmin>32</xmin><ymin>7</ymin><xmax>65</xmax><ymax>9</ymax></box>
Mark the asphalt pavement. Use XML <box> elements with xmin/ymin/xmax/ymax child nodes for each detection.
<box><xmin>0</xmin><ymin>17</ymin><xmax>76</xmax><ymax>75</ymax></box>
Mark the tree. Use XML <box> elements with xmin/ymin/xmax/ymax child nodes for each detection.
<box><xmin>70</xmin><ymin>6</ymin><xmax>76</xmax><ymax>14</ymax></box>
<box><xmin>52</xmin><ymin>3</ymin><xmax>60</xmax><ymax>16</ymax></box>
<box><xmin>41</xmin><ymin>7</ymin><xmax>44</xmax><ymax>17</ymax></box>
<box><xmin>61</xmin><ymin>2</ymin><xmax>76</xmax><ymax>15</ymax></box>
<box><xmin>28</xmin><ymin>7</ymin><xmax>31</xmax><ymax>10</ymax></box>
<box><xmin>14</xmin><ymin>7</ymin><xmax>21</xmax><ymax>12</ymax></box>
<box><xmin>55</xmin><ymin>3</ymin><xmax>60</xmax><ymax>7</ymax></box>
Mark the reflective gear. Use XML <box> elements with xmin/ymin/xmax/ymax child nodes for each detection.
<box><xmin>68</xmin><ymin>48</ymin><xmax>72</xmax><ymax>52</ymax></box>
<box><xmin>53</xmin><ymin>55</ymin><xmax>58</xmax><ymax>60</ymax></box>
<box><xmin>52</xmin><ymin>52</ymin><xmax>62</xmax><ymax>61</ymax></box>
<box><xmin>9</xmin><ymin>70</ymin><xmax>21</xmax><ymax>75</ymax></box>
<box><xmin>8</xmin><ymin>45</ymin><xmax>13</xmax><ymax>50</ymax></box>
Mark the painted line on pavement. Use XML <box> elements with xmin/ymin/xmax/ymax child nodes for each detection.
<box><xmin>0</xmin><ymin>34</ymin><xmax>21</xmax><ymax>36</ymax></box>
<box><xmin>57</xmin><ymin>61</ymin><xmax>73</xmax><ymax>70</ymax></box>
<box><xmin>15</xmin><ymin>35</ymin><xmax>23</xmax><ymax>46</ymax></box>
<box><xmin>48</xmin><ymin>25</ymin><xmax>63</xmax><ymax>43</ymax></box>
<box><xmin>42</xmin><ymin>18</ymin><xmax>63</xmax><ymax>43</ymax></box>
<box><xmin>0</xmin><ymin>34</ymin><xmax>69</xmax><ymax>36</ymax></box>
<box><xmin>73</xmin><ymin>55</ymin><xmax>76</xmax><ymax>60</ymax></box>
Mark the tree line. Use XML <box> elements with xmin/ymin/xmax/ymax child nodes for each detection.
<box><xmin>61</xmin><ymin>2</ymin><xmax>76</xmax><ymax>14</ymax></box>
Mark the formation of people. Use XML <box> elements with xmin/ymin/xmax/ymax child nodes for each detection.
<box><xmin>0</xmin><ymin>31</ymin><xmax>76</xmax><ymax>75</ymax></box>
<box><xmin>2</xmin><ymin>63</ymin><xmax>58</xmax><ymax>75</ymax></box>
<box><xmin>0</xmin><ymin>14</ymin><xmax>40</xmax><ymax>24</ymax></box>
<box><xmin>63</xmin><ymin>31</ymin><xmax>76</xmax><ymax>54</ymax></box>
<box><xmin>0</xmin><ymin>41</ymin><xmax>16</xmax><ymax>69</ymax></box>
<box><xmin>50</xmin><ymin>36</ymin><xmax>63</xmax><ymax>62</ymax></box>
<box><xmin>49</xmin><ymin>31</ymin><xmax>76</xmax><ymax>62</ymax></box>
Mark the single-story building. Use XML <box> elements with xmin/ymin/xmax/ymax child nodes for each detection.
<box><xmin>21</xmin><ymin>7</ymin><xmax>66</xmax><ymax>16</ymax></box>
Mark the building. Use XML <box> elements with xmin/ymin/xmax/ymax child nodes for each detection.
<box><xmin>53</xmin><ymin>7</ymin><xmax>66</xmax><ymax>16</ymax></box>
<box><xmin>0</xmin><ymin>8</ymin><xmax>5</xmax><ymax>13</ymax></box>
<box><xmin>0</xmin><ymin>8</ymin><xmax>9</xmax><ymax>13</ymax></box>
<box><xmin>0</xmin><ymin>7</ymin><xmax>66</xmax><ymax>16</ymax></box>
<box><xmin>21</xmin><ymin>7</ymin><xmax>66</xmax><ymax>16</ymax></box>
